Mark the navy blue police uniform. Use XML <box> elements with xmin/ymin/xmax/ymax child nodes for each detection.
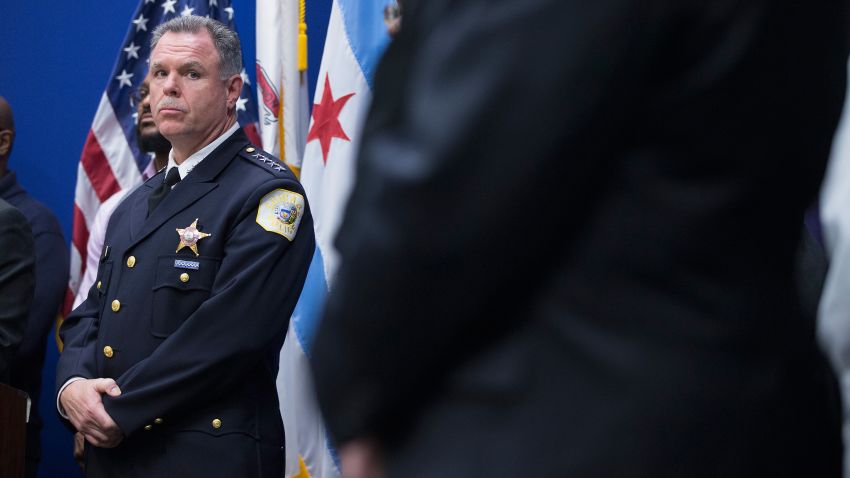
<box><xmin>0</xmin><ymin>171</ymin><xmax>69</xmax><ymax>477</ymax></box>
<box><xmin>57</xmin><ymin>128</ymin><xmax>314</xmax><ymax>477</ymax></box>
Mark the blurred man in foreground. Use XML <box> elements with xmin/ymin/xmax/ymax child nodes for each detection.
<box><xmin>311</xmin><ymin>1</ymin><xmax>849</xmax><ymax>477</ymax></box>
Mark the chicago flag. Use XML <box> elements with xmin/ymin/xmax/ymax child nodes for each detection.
<box><xmin>276</xmin><ymin>0</ymin><xmax>392</xmax><ymax>476</ymax></box>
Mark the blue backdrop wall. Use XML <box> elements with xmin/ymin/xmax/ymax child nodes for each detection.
<box><xmin>0</xmin><ymin>0</ymin><xmax>332</xmax><ymax>475</ymax></box>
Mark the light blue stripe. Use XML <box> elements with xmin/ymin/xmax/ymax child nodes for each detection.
<box><xmin>290</xmin><ymin>245</ymin><xmax>329</xmax><ymax>357</ymax></box>
<box><xmin>336</xmin><ymin>0</ymin><xmax>393</xmax><ymax>88</ymax></box>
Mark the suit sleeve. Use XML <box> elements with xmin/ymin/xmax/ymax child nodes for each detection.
<box><xmin>0</xmin><ymin>206</ymin><xmax>35</xmax><ymax>380</ymax></box>
<box><xmin>311</xmin><ymin>0</ymin><xmax>653</xmax><ymax>443</ymax></box>
<box><xmin>101</xmin><ymin>178</ymin><xmax>314</xmax><ymax>436</ymax></box>
<box><xmin>14</xmin><ymin>225</ymin><xmax>68</xmax><ymax>371</ymax></box>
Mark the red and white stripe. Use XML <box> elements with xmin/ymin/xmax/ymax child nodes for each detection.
<box><xmin>65</xmin><ymin>93</ymin><xmax>144</xmax><ymax>315</ymax></box>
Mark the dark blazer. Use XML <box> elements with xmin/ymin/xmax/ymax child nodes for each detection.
<box><xmin>0</xmin><ymin>197</ymin><xmax>34</xmax><ymax>383</ymax></box>
<box><xmin>0</xmin><ymin>171</ymin><xmax>69</xmax><ymax>472</ymax></box>
<box><xmin>57</xmin><ymin>129</ymin><xmax>315</xmax><ymax>478</ymax></box>
<box><xmin>311</xmin><ymin>0</ymin><xmax>849</xmax><ymax>476</ymax></box>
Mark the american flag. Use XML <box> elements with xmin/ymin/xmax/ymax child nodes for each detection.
<box><xmin>64</xmin><ymin>0</ymin><xmax>260</xmax><ymax>317</ymax></box>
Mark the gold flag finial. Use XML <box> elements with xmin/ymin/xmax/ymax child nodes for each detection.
<box><xmin>298</xmin><ymin>0</ymin><xmax>308</xmax><ymax>72</ymax></box>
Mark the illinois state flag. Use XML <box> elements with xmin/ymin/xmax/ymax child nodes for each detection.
<box><xmin>255</xmin><ymin>0</ymin><xmax>309</xmax><ymax>173</ymax></box>
<box><xmin>276</xmin><ymin>0</ymin><xmax>392</xmax><ymax>476</ymax></box>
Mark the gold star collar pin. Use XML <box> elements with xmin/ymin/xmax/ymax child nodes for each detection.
<box><xmin>176</xmin><ymin>218</ymin><xmax>211</xmax><ymax>256</ymax></box>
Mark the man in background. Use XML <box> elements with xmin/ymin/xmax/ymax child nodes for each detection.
<box><xmin>72</xmin><ymin>79</ymin><xmax>170</xmax><ymax>309</ymax></box>
<box><xmin>0</xmin><ymin>96</ymin><xmax>68</xmax><ymax>477</ymax></box>
<box><xmin>310</xmin><ymin>1</ymin><xmax>849</xmax><ymax>477</ymax></box>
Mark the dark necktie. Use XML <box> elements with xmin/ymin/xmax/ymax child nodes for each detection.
<box><xmin>147</xmin><ymin>167</ymin><xmax>181</xmax><ymax>217</ymax></box>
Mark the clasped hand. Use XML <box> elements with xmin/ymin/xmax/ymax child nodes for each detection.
<box><xmin>60</xmin><ymin>378</ymin><xmax>124</xmax><ymax>448</ymax></box>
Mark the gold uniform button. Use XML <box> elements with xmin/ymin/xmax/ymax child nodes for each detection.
<box><xmin>126</xmin><ymin>256</ymin><xmax>136</xmax><ymax>268</ymax></box>
<box><xmin>211</xmin><ymin>418</ymin><xmax>222</xmax><ymax>429</ymax></box>
<box><xmin>103</xmin><ymin>346</ymin><xmax>114</xmax><ymax>358</ymax></box>
<box><xmin>154</xmin><ymin>418</ymin><xmax>164</xmax><ymax>425</ymax></box>
<box><xmin>144</xmin><ymin>424</ymin><xmax>153</xmax><ymax>431</ymax></box>
<box><xmin>246</xmin><ymin>147</ymin><xmax>256</xmax><ymax>153</ymax></box>
<box><xmin>179</xmin><ymin>273</ymin><xmax>189</xmax><ymax>283</ymax></box>
<box><xmin>111</xmin><ymin>300</ymin><xmax>121</xmax><ymax>312</ymax></box>
<box><xmin>97</xmin><ymin>281</ymin><xmax>102</xmax><ymax>290</ymax></box>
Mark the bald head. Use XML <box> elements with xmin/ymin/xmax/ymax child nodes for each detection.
<box><xmin>0</xmin><ymin>97</ymin><xmax>13</xmax><ymax>166</ymax></box>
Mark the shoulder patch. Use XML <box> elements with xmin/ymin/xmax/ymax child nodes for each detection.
<box><xmin>256</xmin><ymin>189</ymin><xmax>305</xmax><ymax>240</ymax></box>
<box><xmin>241</xmin><ymin>146</ymin><xmax>288</xmax><ymax>174</ymax></box>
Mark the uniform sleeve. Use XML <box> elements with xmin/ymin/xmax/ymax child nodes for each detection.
<box><xmin>58</xmin><ymin>196</ymin><xmax>123</xmax><ymax>392</ymax></box>
<box><xmin>310</xmin><ymin>0</ymin><xmax>651</xmax><ymax>443</ymax></box>
<box><xmin>102</xmin><ymin>177</ymin><xmax>315</xmax><ymax>436</ymax></box>
<box><xmin>56</xmin><ymin>271</ymin><xmax>105</xmax><ymax>391</ymax></box>
<box><xmin>0</xmin><ymin>206</ymin><xmax>35</xmax><ymax>380</ymax></box>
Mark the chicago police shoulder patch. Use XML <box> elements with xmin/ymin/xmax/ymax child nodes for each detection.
<box><xmin>256</xmin><ymin>189</ymin><xmax>304</xmax><ymax>240</ymax></box>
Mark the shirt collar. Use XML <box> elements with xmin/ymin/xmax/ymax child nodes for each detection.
<box><xmin>141</xmin><ymin>155</ymin><xmax>159</xmax><ymax>181</ymax></box>
<box><xmin>165</xmin><ymin>122</ymin><xmax>240</xmax><ymax>181</ymax></box>
<box><xmin>0</xmin><ymin>171</ymin><xmax>24</xmax><ymax>200</ymax></box>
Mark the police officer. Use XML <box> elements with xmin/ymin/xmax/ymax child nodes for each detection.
<box><xmin>56</xmin><ymin>16</ymin><xmax>314</xmax><ymax>477</ymax></box>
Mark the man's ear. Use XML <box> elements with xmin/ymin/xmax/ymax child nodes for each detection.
<box><xmin>0</xmin><ymin>130</ymin><xmax>13</xmax><ymax>157</ymax></box>
<box><xmin>225</xmin><ymin>75</ymin><xmax>244</xmax><ymax>110</ymax></box>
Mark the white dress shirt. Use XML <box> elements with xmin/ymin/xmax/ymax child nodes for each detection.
<box><xmin>164</xmin><ymin>122</ymin><xmax>240</xmax><ymax>182</ymax></box>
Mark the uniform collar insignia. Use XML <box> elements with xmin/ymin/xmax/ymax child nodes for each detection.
<box><xmin>245</xmin><ymin>147</ymin><xmax>286</xmax><ymax>172</ymax></box>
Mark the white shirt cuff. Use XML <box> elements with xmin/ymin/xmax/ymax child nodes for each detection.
<box><xmin>57</xmin><ymin>377</ymin><xmax>86</xmax><ymax>419</ymax></box>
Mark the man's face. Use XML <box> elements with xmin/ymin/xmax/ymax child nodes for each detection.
<box><xmin>149</xmin><ymin>31</ymin><xmax>240</xmax><ymax>147</ymax></box>
<box><xmin>135</xmin><ymin>81</ymin><xmax>170</xmax><ymax>153</ymax></box>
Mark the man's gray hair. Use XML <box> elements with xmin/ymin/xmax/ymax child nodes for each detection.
<box><xmin>151</xmin><ymin>16</ymin><xmax>242</xmax><ymax>80</ymax></box>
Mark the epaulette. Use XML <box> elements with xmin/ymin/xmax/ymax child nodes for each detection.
<box><xmin>239</xmin><ymin>145</ymin><xmax>288</xmax><ymax>175</ymax></box>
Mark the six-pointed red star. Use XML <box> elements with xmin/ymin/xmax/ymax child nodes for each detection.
<box><xmin>307</xmin><ymin>73</ymin><xmax>355</xmax><ymax>164</ymax></box>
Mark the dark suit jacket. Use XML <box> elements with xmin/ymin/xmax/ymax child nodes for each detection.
<box><xmin>57</xmin><ymin>129</ymin><xmax>315</xmax><ymax>478</ymax></box>
<box><xmin>0</xmin><ymin>197</ymin><xmax>34</xmax><ymax>383</ymax></box>
<box><xmin>0</xmin><ymin>171</ymin><xmax>69</xmax><ymax>470</ymax></box>
<box><xmin>311</xmin><ymin>0</ymin><xmax>849</xmax><ymax>476</ymax></box>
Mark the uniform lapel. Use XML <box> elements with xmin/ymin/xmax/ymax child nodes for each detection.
<box><xmin>129</xmin><ymin>180</ymin><xmax>156</xmax><ymax>239</ymax></box>
<box><xmin>128</xmin><ymin>129</ymin><xmax>251</xmax><ymax>249</ymax></box>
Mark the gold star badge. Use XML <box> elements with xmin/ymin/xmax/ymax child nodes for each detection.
<box><xmin>176</xmin><ymin>218</ymin><xmax>211</xmax><ymax>256</ymax></box>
